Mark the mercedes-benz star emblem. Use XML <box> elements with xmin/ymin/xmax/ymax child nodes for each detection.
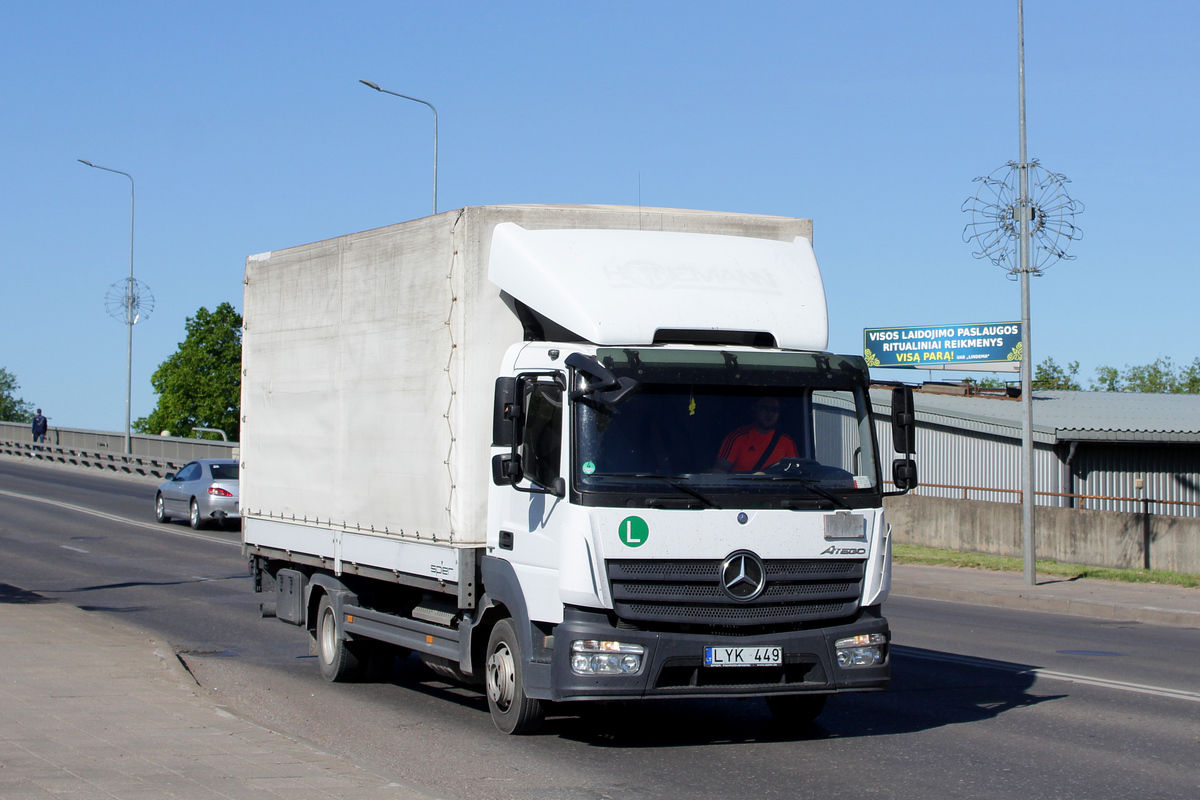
<box><xmin>720</xmin><ymin>550</ymin><xmax>766</xmax><ymax>602</ymax></box>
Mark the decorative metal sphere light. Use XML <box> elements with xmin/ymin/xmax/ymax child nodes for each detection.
<box><xmin>962</xmin><ymin>159</ymin><xmax>1083</xmax><ymax>278</ymax></box>
<box><xmin>104</xmin><ymin>278</ymin><xmax>155</xmax><ymax>325</ymax></box>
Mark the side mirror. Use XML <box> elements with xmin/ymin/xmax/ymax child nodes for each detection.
<box><xmin>891</xmin><ymin>386</ymin><xmax>916</xmax><ymax>455</ymax></box>
<box><xmin>565</xmin><ymin>353</ymin><xmax>640</xmax><ymax>405</ymax></box>
<box><xmin>493</xmin><ymin>377</ymin><xmax>520</xmax><ymax>447</ymax></box>
<box><xmin>165</xmin><ymin>473</ymin><xmax>175</xmax><ymax>481</ymax></box>
<box><xmin>492</xmin><ymin>453</ymin><xmax>522</xmax><ymax>486</ymax></box>
<box><xmin>892</xmin><ymin>458</ymin><xmax>918</xmax><ymax>492</ymax></box>
<box><xmin>549</xmin><ymin>476</ymin><xmax>567</xmax><ymax>499</ymax></box>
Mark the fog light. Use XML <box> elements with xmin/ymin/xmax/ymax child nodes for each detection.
<box><xmin>835</xmin><ymin>633</ymin><xmax>887</xmax><ymax>668</ymax></box>
<box><xmin>570</xmin><ymin>640</ymin><xmax>645</xmax><ymax>675</ymax></box>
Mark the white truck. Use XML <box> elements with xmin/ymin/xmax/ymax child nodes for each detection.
<box><xmin>241</xmin><ymin>204</ymin><xmax>917</xmax><ymax>734</ymax></box>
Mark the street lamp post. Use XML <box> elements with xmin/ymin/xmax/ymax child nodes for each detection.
<box><xmin>359</xmin><ymin>80</ymin><xmax>438</xmax><ymax>216</ymax></box>
<box><xmin>1016</xmin><ymin>0</ymin><xmax>1037</xmax><ymax>586</ymax></box>
<box><xmin>79</xmin><ymin>159</ymin><xmax>136</xmax><ymax>455</ymax></box>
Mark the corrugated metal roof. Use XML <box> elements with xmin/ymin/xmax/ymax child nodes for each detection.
<box><xmin>869</xmin><ymin>388</ymin><xmax>1200</xmax><ymax>444</ymax></box>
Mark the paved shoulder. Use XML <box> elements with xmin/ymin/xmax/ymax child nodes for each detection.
<box><xmin>892</xmin><ymin>563</ymin><xmax>1200</xmax><ymax>629</ymax></box>
<box><xmin>0</xmin><ymin>587</ymin><xmax>439</xmax><ymax>799</ymax></box>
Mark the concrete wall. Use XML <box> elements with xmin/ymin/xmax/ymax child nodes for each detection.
<box><xmin>885</xmin><ymin>494</ymin><xmax>1200</xmax><ymax>575</ymax></box>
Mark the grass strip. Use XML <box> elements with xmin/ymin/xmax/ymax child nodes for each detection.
<box><xmin>892</xmin><ymin>543</ymin><xmax>1200</xmax><ymax>589</ymax></box>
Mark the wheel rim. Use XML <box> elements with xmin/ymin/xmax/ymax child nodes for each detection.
<box><xmin>486</xmin><ymin>641</ymin><xmax>516</xmax><ymax>712</ymax></box>
<box><xmin>156</xmin><ymin>496</ymin><xmax>164</xmax><ymax>518</ymax></box>
<box><xmin>320</xmin><ymin>607</ymin><xmax>337</xmax><ymax>665</ymax></box>
<box><xmin>190</xmin><ymin>502</ymin><xmax>199</xmax><ymax>526</ymax></box>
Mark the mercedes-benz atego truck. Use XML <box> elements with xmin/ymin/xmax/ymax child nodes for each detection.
<box><xmin>241</xmin><ymin>205</ymin><xmax>917</xmax><ymax>733</ymax></box>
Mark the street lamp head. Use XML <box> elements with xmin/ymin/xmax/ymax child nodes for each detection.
<box><xmin>360</xmin><ymin>80</ymin><xmax>381</xmax><ymax>91</ymax></box>
<box><xmin>78</xmin><ymin>159</ymin><xmax>95</xmax><ymax>167</ymax></box>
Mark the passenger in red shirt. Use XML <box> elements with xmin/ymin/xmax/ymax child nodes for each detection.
<box><xmin>713</xmin><ymin>397</ymin><xmax>798</xmax><ymax>473</ymax></box>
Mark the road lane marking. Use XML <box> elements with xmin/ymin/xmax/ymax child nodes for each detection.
<box><xmin>896</xmin><ymin>646</ymin><xmax>1200</xmax><ymax>703</ymax></box>
<box><xmin>60</xmin><ymin>545</ymin><xmax>89</xmax><ymax>553</ymax></box>
<box><xmin>0</xmin><ymin>488</ymin><xmax>240</xmax><ymax>549</ymax></box>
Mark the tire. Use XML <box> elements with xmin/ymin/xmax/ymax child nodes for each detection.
<box><xmin>189</xmin><ymin>498</ymin><xmax>205</xmax><ymax>530</ymax></box>
<box><xmin>766</xmin><ymin>693</ymin><xmax>828</xmax><ymax>725</ymax></box>
<box><xmin>485</xmin><ymin>618</ymin><xmax>544</xmax><ymax>735</ymax></box>
<box><xmin>155</xmin><ymin>493</ymin><xmax>170</xmax><ymax>523</ymax></box>
<box><xmin>316</xmin><ymin>595</ymin><xmax>362</xmax><ymax>682</ymax></box>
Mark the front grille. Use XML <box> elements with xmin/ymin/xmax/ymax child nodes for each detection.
<box><xmin>607</xmin><ymin>559</ymin><xmax>864</xmax><ymax>627</ymax></box>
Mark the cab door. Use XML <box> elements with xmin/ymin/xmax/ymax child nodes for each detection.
<box><xmin>491</xmin><ymin>374</ymin><xmax>566</xmax><ymax>621</ymax></box>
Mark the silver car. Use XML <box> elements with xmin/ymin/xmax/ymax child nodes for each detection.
<box><xmin>155</xmin><ymin>458</ymin><xmax>240</xmax><ymax>530</ymax></box>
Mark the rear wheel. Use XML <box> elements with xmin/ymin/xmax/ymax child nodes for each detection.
<box><xmin>485</xmin><ymin>618</ymin><xmax>544</xmax><ymax>734</ymax></box>
<box><xmin>189</xmin><ymin>498</ymin><xmax>205</xmax><ymax>530</ymax></box>
<box><xmin>316</xmin><ymin>595</ymin><xmax>362</xmax><ymax>682</ymax></box>
<box><xmin>766</xmin><ymin>693</ymin><xmax>827</xmax><ymax>725</ymax></box>
<box><xmin>155</xmin><ymin>494</ymin><xmax>170</xmax><ymax>523</ymax></box>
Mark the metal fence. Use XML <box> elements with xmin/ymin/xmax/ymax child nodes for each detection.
<box><xmin>892</xmin><ymin>480</ymin><xmax>1200</xmax><ymax>518</ymax></box>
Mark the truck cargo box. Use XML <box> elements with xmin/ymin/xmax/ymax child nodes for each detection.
<box><xmin>241</xmin><ymin>205</ymin><xmax>817</xmax><ymax>549</ymax></box>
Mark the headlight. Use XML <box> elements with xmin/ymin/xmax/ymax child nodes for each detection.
<box><xmin>835</xmin><ymin>633</ymin><xmax>887</xmax><ymax>668</ymax></box>
<box><xmin>570</xmin><ymin>640</ymin><xmax>645</xmax><ymax>675</ymax></box>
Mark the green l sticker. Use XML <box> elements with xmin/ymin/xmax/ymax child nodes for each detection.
<box><xmin>619</xmin><ymin>516</ymin><xmax>648</xmax><ymax>547</ymax></box>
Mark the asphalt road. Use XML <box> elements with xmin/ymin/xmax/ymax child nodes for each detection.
<box><xmin>1</xmin><ymin>458</ymin><xmax>1197</xmax><ymax>800</ymax></box>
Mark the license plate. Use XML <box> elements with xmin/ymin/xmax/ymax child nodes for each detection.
<box><xmin>704</xmin><ymin>646</ymin><xmax>782</xmax><ymax>667</ymax></box>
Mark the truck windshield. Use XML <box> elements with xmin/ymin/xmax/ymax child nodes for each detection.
<box><xmin>573</xmin><ymin>349</ymin><xmax>879</xmax><ymax>509</ymax></box>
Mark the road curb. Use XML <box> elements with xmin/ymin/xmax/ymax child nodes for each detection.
<box><xmin>892</xmin><ymin>581</ymin><xmax>1200</xmax><ymax>629</ymax></box>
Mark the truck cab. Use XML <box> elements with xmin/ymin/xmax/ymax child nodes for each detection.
<box><xmin>483</xmin><ymin>342</ymin><xmax>910</xmax><ymax>732</ymax></box>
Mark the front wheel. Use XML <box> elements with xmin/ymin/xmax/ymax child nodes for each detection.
<box><xmin>155</xmin><ymin>494</ymin><xmax>170</xmax><ymax>523</ymax></box>
<box><xmin>316</xmin><ymin>595</ymin><xmax>362</xmax><ymax>682</ymax></box>
<box><xmin>485</xmin><ymin>618</ymin><xmax>544</xmax><ymax>735</ymax></box>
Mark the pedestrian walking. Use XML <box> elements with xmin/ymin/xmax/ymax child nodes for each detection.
<box><xmin>31</xmin><ymin>409</ymin><xmax>48</xmax><ymax>449</ymax></box>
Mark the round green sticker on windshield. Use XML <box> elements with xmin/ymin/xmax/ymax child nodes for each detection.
<box><xmin>582</xmin><ymin>461</ymin><xmax>596</xmax><ymax>475</ymax></box>
<box><xmin>619</xmin><ymin>516</ymin><xmax>649</xmax><ymax>547</ymax></box>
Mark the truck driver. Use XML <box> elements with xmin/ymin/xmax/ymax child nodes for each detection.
<box><xmin>713</xmin><ymin>397</ymin><xmax>798</xmax><ymax>473</ymax></box>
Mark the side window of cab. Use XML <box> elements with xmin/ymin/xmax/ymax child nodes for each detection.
<box><xmin>521</xmin><ymin>381</ymin><xmax>563</xmax><ymax>489</ymax></box>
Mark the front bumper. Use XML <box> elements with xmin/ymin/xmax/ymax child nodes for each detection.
<box><xmin>547</xmin><ymin>606</ymin><xmax>889</xmax><ymax>702</ymax></box>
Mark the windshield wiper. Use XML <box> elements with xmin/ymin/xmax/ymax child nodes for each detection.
<box><xmin>590</xmin><ymin>473</ymin><xmax>722</xmax><ymax>509</ymax></box>
<box><xmin>729</xmin><ymin>474</ymin><xmax>850</xmax><ymax>509</ymax></box>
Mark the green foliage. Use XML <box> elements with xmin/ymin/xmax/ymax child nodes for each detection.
<box><xmin>1090</xmin><ymin>357</ymin><xmax>1200</xmax><ymax>394</ymax></box>
<box><xmin>0</xmin><ymin>367</ymin><xmax>34</xmax><ymax>423</ymax></box>
<box><xmin>133</xmin><ymin>303</ymin><xmax>242</xmax><ymax>440</ymax></box>
<box><xmin>963</xmin><ymin>376</ymin><xmax>1007</xmax><ymax>390</ymax></box>
<box><xmin>1033</xmin><ymin>357</ymin><xmax>1081</xmax><ymax>391</ymax></box>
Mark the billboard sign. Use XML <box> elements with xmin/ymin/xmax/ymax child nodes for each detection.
<box><xmin>863</xmin><ymin>322</ymin><xmax>1022</xmax><ymax>371</ymax></box>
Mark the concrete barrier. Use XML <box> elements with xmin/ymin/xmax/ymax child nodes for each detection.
<box><xmin>884</xmin><ymin>493</ymin><xmax>1200</xmax><ymax>575</ymax></box>
<box><xmin>0</xmin><ymin>421</ymin><xmax>239</xmax><ymax>483</ymax></box>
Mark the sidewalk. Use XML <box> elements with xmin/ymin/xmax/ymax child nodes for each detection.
<box><xmin>892</xmin><ymin>563</ymin><xmax>1200</xmax><ymax>628</ymax></box>
<box><xmin>0</xmin><ymin>588</ymin><xmax>434</xmax><ymax>800</ymax></box>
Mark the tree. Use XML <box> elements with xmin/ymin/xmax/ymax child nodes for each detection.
<box><xmin>134</xmin><ymin>303</ymin><xmax>242</xmax><ymax>440</ymax></box>
<box><xmin>0</xmin><ymin>367</ymin><xmax>34</xmax><ymax>422</ymax></box>
<box><xmin>1033</xmin><ymin>357</ymin><xmax>1081</xmax><ymax>391</ymax></box>
<box><xmin>1090</xmin><ymin>357</ymin><xmax>1200</xmax><ymax>393</ymax></box>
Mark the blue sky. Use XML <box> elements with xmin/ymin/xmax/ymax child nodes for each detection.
<box><xmin>2</xmin><ymin>1</ymin><xmax>1197</xmax><ymax>432</ymax></box>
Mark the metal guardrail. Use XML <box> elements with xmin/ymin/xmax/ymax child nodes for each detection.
<box><xmin>1</xmin><ymin>438</ymin><xmax>187</xmax><ymax>481</ymax></box>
